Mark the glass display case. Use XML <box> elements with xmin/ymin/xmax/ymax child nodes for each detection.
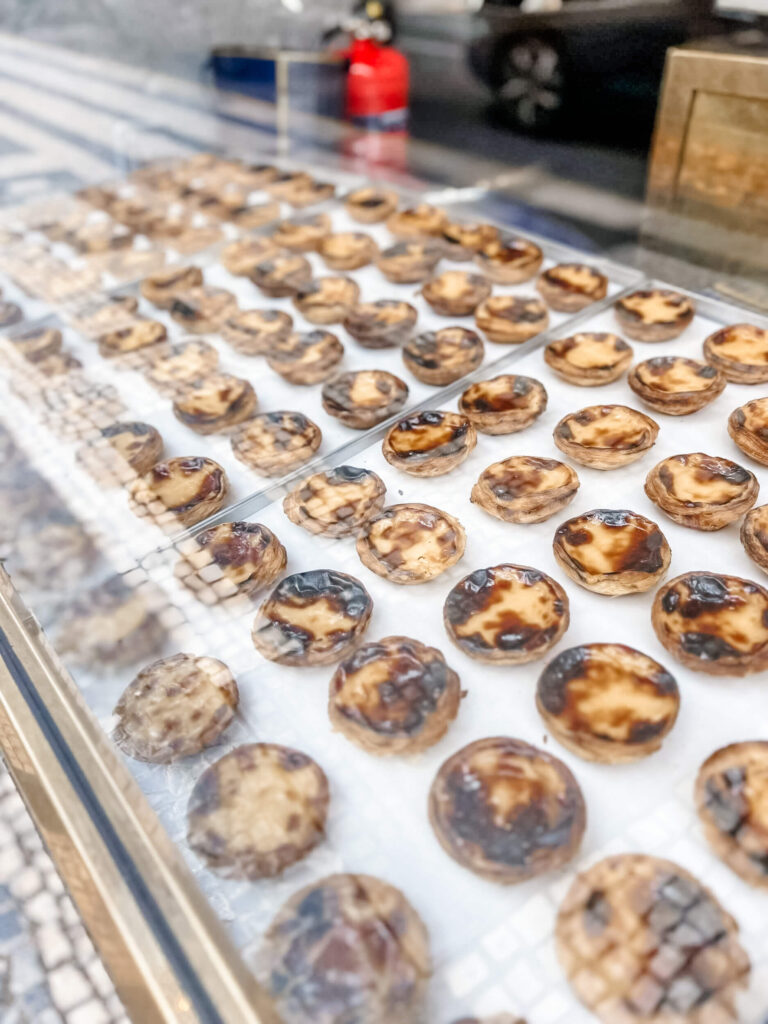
<box><xmin>2</xmin><ymin>145</ymin><xmax>768</xmax><ymax>1024</ymax></box>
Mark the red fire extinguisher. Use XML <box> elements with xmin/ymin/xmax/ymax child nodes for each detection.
<box><xmin>346</xmin><ymin>36</ymin><xmax>409</xmax><ymax>132</ymax></box>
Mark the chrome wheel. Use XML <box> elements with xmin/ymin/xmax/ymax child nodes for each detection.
<box><xmin>499</xmin><ymin>37</ymin><xmax>563</xmax><ymax>128</ymax></box>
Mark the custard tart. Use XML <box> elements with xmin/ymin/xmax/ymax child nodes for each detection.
<box><xmin>544</xmin><ymin>332</ymin><xmax>632</xmax><ymax>386</ymax></box>
<box><xmin>98</xmin><ymin>318</ymin><xmax>167</xmax><ymax>358</ymax></box>
<box><xmin>421</xmin><ymin>270</ymin><xmax>491</xmax><ymax>317</ymax></box>
<box><xmin>221</xmin><ymin>236</ymin><xmax>276</xmax><ymax>277</ymax></box>
<box><xmin>740</xmin><ymin>504</ymin><xmax>768</xmax><ymax>573</ymax></box>
<box><xmin>173</xmin><ymin>375</ymin><xmax>256</xmax><ymax>435</ymax></box>
<box><xmin>140</xmin><ymin>264</ymin><xmax>203</xmax><ymax>308</ymax></box>
<box><xmin>403</xmin><ymin>327</ymin><xmax>483</xmax><ymax>386</ymax></box>
<box><xmin>344</xmin><ymin>186</ymin><xmax>399</xmax><ymax>223</ymax></box>
<box><xmin>169</xmin><ymin>286</ymin><xmax>237</xmax><ymax>334</ymax></box>
<box><xmin>221</xmin><ymin>308</ymin><xmax>293</xmax><ymax>356</ymax></box>
<box><xmin>271</xmin><ymin>212</ymin><xmax>331</xmax><ymax>252</ymax></box>
<box><xmin>344</xmin><ymin>299</ymin><xmax>417</xmax><ymax>349</ymax></box>
<box><xmin>77</xmin><ymin>421</ymin><xmax>163</xmax><ymax>484</ymax></box>
<box><xmin>128</xmin><ymin>455</ymin><xmax>228</xmax><ymax>529</ymax></box>
<box><xmin>357</xmin><ymin>503</ymin><xmax>465</xmax><ymax>584</ymax></box>
<box><xmin>614</xmin><ymin>288</ymin><xmax>695</xmax><ymax>342</ymax></box>
<box><xmin>459</xmin><ymin>374</ymin><xmax>547</xmax><ymax>434</ymax></box>
<box><xmin>144</xmin><ymin>340</ymin><xmax>219</xmax><ymax>396</ymax></box>
<box><xmin>266</xmin><ymin>329</ymin><xmax>343</xmax><ymax>385</ymax></box>
<box><xmin>628</xmin><ymin>355</ymin><xmax>725</xmax><ymax>415</ymax></box>
<box><xmin>728</xmin><ymin>397</ymin><xmax>768</xmax><ymax>465</ymax></box>
<box><xmin>250</xmin><ymin>253</ymin><xmax>312</xmax><ymax>298</ymax></box>
<box><xmin>322</xmin><ymin>370</ymin><xmax>409</xmax><ymax>429</ymax></box>
<box><xmin>644</xmin><ymin>452</ymin><xmax>758</xmax><ymax>530</ymax></box>
<box><xmin>438</xmin><ymin>220</ymin><xmax>499</xmax><ymax>261</ymax></box>
<box><xmin>554</xmin><ymin>404</ymin><xmax>659</xmax><ymax>469</ymax></box>
<box><xmin>386</xmin><ymin>203</ymin><xmax>446</xmax><ymax>239</ymax></box>
<box><xmin>283</xmin><ymin>466</ymin><xmax>386</xmax><ymax>538</ymax></box>
<box><xmin>175</xmin><ymin>520</ymin><xmax>286</xmax><ymax>602</ymax></box>
<box><xmin>319</xmin><ymin>231</ymin><xmax>378</xmax><ymax>271</ymax></box>
<box><xmin>474</xmin><ymin>236</ymin><xmax>543</xmax><ymax>284</ymax></box>
<box><xmin>703</xmin><ymin>323</ymin><xmax>768</xmax><ymax>383</ymax></box>
<box><xmin>382</xmin><ymin>410</ymin><xmax>476</xmax><ymax>477</ymax></box>
<box><xmin>231</xmin><ymin>411</ymin><xmax>322</xmax><ymax>476</ymax></box>
<box><xmin>293</xmin><ymin>276</ymin><xmax>360</xmax><ymax>325</ymax></box>
<box><xmin>376</xmin><ymin>241</ymin><xmax>442</xmax><ymax>284</ymax></box>
<box><xmin>536</xmin><ymin>263</ymin><xmax>608</xmax><ymax>312</ymax></box>
<box><xmin>472</xmin><ymin>456</ymin><xmax>578</xmax><ymax>523</ymax></box>
<box><xmin>475</xmin><ymin>295</ymin><xmax>549</xmax><ymax>344</ymax></box>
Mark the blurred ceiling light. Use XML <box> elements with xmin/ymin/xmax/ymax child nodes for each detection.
<box><xmin>280</xmin><ymin>0</ymin><xmax>304</xmax><ymax>11</ymax></box>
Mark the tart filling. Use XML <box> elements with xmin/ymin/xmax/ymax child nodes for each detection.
<box><xmin>113</xmin><ymin>652</ymin><xmax>238</xmax><ymax>763</ymax></box>
<box><xmin>172</xmin><ymin>374</ymin><xmax>256</xmax><ymax>434</ymax></box>
<box><xmin>652</xmin><ymin>571</ymin><xmax>768</xmax><ymax>675</ymax></box>
<box><xmin>319</xmin><ymin>231</ymin><xmax>378</xmax><ymax>270</ymax></box>
<box><xmin>376</xmin><ymin>241</ymin><xmax>443</xmax><ymax>284</ymax></box>
<box><xmin>554</xmin><ymin>404</ymin><xmax>659</xmax><ymax>469</ymax></box>
<box><xmin>729</xmin><ymin>397</ymin><xmax>768</xmax><ymax>465</ymax></box>
<box><xmin>255</xmin><ymin>874</ymin><xmax>430</xmax><ymax>1024</ymax></box>
<box><xmin>382</xmin><ymin>410</ymin><xmax>476</xmax><ymax>477</ymax></box>
<box><xmin>536</xmin><ymin>263</ymin><xmax>608</xmax><ymax>312</ymax></box>
<box><xmin>403</xmin><ymin>327</ymin><xmax>484</xmax><ymax>386</ymax></box>
<box><xmin>741</xmin><ymin>504</ymin><xmax>768</xmax><ymax>573</ymax></box>
<box><xmin>221</xmin><ymin>236</ymin><xmax>276</xmax><ymax>276</ymax></box>
<box><xmin>438</xmin><ymin>220</ymin><xmax>499</xmax><ymax>260</ymax></box>
<box><xmin>98</xmin><ymin>318</ymin><xmax>167</xmax><ymax>357</ymax></box>
<box><xmin>293</xmin><ymin>275</ymin><xmax>360</xmax><ymax>325</ymax></box>
<box><xmin>357</xmin><ymin>503</ymin><xmax>466</xmax><ymax>584</ymax></box>
<box><xmin>553</xmin><ymin>508</ymin><xmax>671</xmax><ymax>595</ymax></box>
<box><xmin>544</xmin><ymin>332</ymin><xmax>632</xmax><ymax>386</ymax></box>
<box><xmin>271</xmin><ymin>212</ymin><xmax>331</xmax><ymax>252</ymax></box>
<box><xmin>345</xmin><ymin>186</ymin><xmax>399</xmax><ymax>223</ymax></box>
<box><xmin>644</xmin><ymin>452</ymin><xmax>758</xmax><ymax>530</ymax></box>
<box><xmin>329</xmin><ymin>636</ymin><xmax>461</xmax><ymax>755</ymax></box>
<box><xmin>266</xmin><ymin>329</ymin><xmax>344</xmax><ymax>385</ymax></box>
<box><xmin>169</xmin><ymin>286</ymin><xmax>237</xmax><ymax>333</ymax></box>
<box><xmin>231</xmin><ymin>411</ymin><xmax>322</xmax><ymax>476</ymax></box>
<box><xmin>474</xmin><ymin>236</ymin><xmax>543</xmax><ymax>283</ymax></box>
<box><xmin>703</xmin><ymin>323</ymin><xmax>768</xmax><ymax>383</ymax></box>
<box><xmin>344</xmin><ymin>299</ymin><xmax>417</xmax><ymax>349</ymax></box>
<box><xmin>284</xmin><ymin>178</ymin><xmax>335</xmax><ymax>207</ymax></box>
<box><xmin>250</xmin><ymin>253</ymin><xmax>312</xmax><ymax>297</ymax></box>
<box><xmin>128</xmin><ymin>455</ymin><xmax>228</xmax><ymax>528</ymax></box>
<box><xmin>283</xmin><ymin>465</ymin><xmax>386</xmax><ymax>537</ymax></box>
<box><xmin>628</xmin><ymin>355</ymin><xmax>725</xmax><ymax>415</ymax></box>
<box><xmin>140</xmin><ymin>264</ymin><xmax>203</xmax><ymax>308</ymax></box>
<box><xmin>421</xmin><ymin>270</ymin><xmax>492</xmax><ymax>316</ymax></box>
<box><xmin>444</xmin><ymin>563</ymin><xmax>569</xmax><ymax>664</ymax></box>
<box><xmin>221</xmin><ymin>308</ymin><xmax>293</xmax><ymax>356</ymax></box>
<box><xmin>556</xmin><ymin>854</ymin><xmax>749</xmax><ymax>1023</ymax></box>
<box><xmin>615</xmin><ymin>288</ymin><xmax>695</xmax><ymax>341</ymax></box>
<box><xmin>144</xmin><ymin>340</ymin><xmax>219</xmax><ymax>395</ymax></box>
<box><xmin>429</xmin><ymin>737</ymin><xmax>586</xmax><ymax>883</ymax></box>
<box><xmin>187</xmin><ymin>743</ymin><xmax>328</xmax><ymax>878</ymax></box>
<box><xmin>175</xmin><ymin>520</ymin><xmax>286</xmax><ymax>602</ymax></box>
<box><xmin>695</xmin><ymin>741</ymin><xmax>768</xmax><ymax>888</ymax></box>
<box><xmin>475</xmin><ymin>295</ymin><xmax>549</xmax><ymax>344</ymax></box>
<box><xmin>537</xmin><ymin>643</ymin><xmax>679</xmax><ymax>763</ymax></box>
<box><xmin>77</xmin><ymin>421</ymin><xmax>163</xmax><ymax>484</ymax></box>
<box><xmin>472</xmin><ymin>456</ymin><xmax>578</xmax><ymax>523</ymax></box>
<box><xmin>252</xmin><ymin>569</ymin><xmax>373</xmax><ymax>666</ymax></box>
<box><xmin>386</xmin><ymin>203</ymin><xmax>446</xmax><ymax>239</ymax></box>
<box><xmin>322</xmin><ymin>370</ymin><xmax>409</xmax><ymax>429</ymax></box>
<box><xmin>459</xmin><ymin>374</ymin><xmax>547</xmax><ymax>434</ymax></box>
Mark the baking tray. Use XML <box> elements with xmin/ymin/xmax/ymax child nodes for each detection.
<box><xmin>34</xmin><ymin>281</ymin><xmax>768</xmax><ymax>1023</ymax></box>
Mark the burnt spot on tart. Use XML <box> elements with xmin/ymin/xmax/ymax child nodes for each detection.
<box><xmin>172</xmin><ymin>374</ymin><xmax>256</xmax><ymax>435</ymax></box>
<box><xmin>536</xmin><ymin>263</ymin><xmax>608</xmax><ymax>312</ymax></box>
<box><xmin>544</xmin><ymin>332</ymin><xmax>633</xmax><ymax>386</ymax></box>
<box><xmin>472</xmin><ymin>456</ymin><xmax>579</xmax><ymax>524</ymax></box>
<box><xmin>382</xmin><ymin>410</ymin><xmax>476</xmax><ymax>477</ymax></box>
<box><xmin>645</xmin><ymin>452</ymin><xmax>759</xmax><ymax>530</ymax></box>
<box><xmin>628</xmin><ymin>355</ymin><xmax>725</xmax><ymax>415</ymax></box>
<box><xmin>475</xmin><ymin>295</ymin><xmax>549</xmax><ymax>345</ymax></box>
<box><xmin>553</xmin><ymin>508</ymin><xmax>671</xmax><ymax>595</ymax></box>
<box><xmin>252</xmin><ymin>569</ymin><xmax>373</xmax><ymax>666</ymax></box>
<box><xmin>474</xmin><ymin>236</ymin><xmax>543</xmax><ymax>284</ymax></box>
<box><xmin>112</xmin><ymin>653</ymin><xmax>238</xmax><ymax>763</ymax></box>
<box><xmin>652</xmin><ymin>571</ymin><xmax>768</xmax><ymax>675</ymax></box>
<box><xmin>222</xmin><ymin>308</ymin><xmax>293</xmax><ymax>355</ymax></box>
<box><xmin>140</xmin><ymin>265</ymin><xmax>203</xmax><ymax>308</ymax></box>
<box><xmin>429</xmin><ymin>737</ymin><xmax>586</xmax><ymax>883</ymax></box>
<box><xmin>357</xmin><ymin>503</ymin><xmax>466</xmax><ymax>585</ymax></box>
<box><xmin>7</xmin><ymin>326</ymin><xmax>63</xmax><ymax>363</ymax></box>
<box><xmin>703</xmin><ymin>323</ymin><xmax>768</xmax><ymax>383</ymax></box>
<box><xmin>537</xmin><ymin>643</ymin><xmax>679</xmax><ymax>763</ymax></box>
<box><xmin>741</xmin><ymin>504</ymin><xmax>768</xmax><ymax>574</ymax></box>
<box><xmin>283</xmin><ymin>465</ymin><xmax>386</xmax><ymax>537</ymax></box>
<box><xmin>221</xmin><ymin>236</ymin><xmax>277</xmax><ymax>276</ymax></box>
<box><xmin>322</xmin><ymin>370</ymin><xmax>409</xmax><ymax>429</ymax></box>
<box><xmin>421</xmin><ymin>270</ymin><xmax>492</xmax><ymax>317</ymax></box>
<box><xmin>144</xmin><ymin>340</ymin><xmax>219</xmax><ymax>394</ymax></box>
<box><xmin>329</xmin><ymin>635</ymin><xmax>461</xmax><ymax>754</ymax></box>
<box><xmin>444</xmin><ymin>563</ymin><xmax>569</xmax><ymax>664</ymax></box>
<box><xmin>554</xmin><ymin>404</ymin><xmax>659</xmax><ymax>469</ymax></box>
<box><xmin>128</xmin><ymin>455</ymin><xmax>229</xmax><ymax>528</ymax></box>
<box><xmin>459</xmin><ymin>374</ymin><xmax>547</xmax><ymax>435</ymax></box>
<box><xmin>614</xmin><ymin>289</ymin><xmax>695</xmax><ymax>341</ymax></box>
<box><xmin>231</xmin><ymin>410</ymin><xmax>322</xmax><ymax>476</ymax></box>
<box><xmin>438</xmin><ymin>220</ymin><xmax>499</xmax><ymax>260</ymax></box>
<box><xmin>319</xmin><ymin>231</ymin><xmax>378</xmax><ymax>271</ymax></box>
<box><xmin>556</xmin><ymin>854</ymin><xmax>750</xmax><ymax>1022</ymax></box>
<box><xmin>293</xmin><ymin>276</ymin><xmax>360</xmax><ymax>325</ymax></box>
<box><xmin>77</xmin><ymin>420</ymin><xmax>163</xmax><ymax>483</ymax></box>
<box><xmin>376</xmin><ymin>241</ymin><xmax>443</xmax><ymax>284</ymax></box>
<box><xmin>266</xmin><ymin>329</ymin><xmax>344</xmax><ymax>385</ymax></box>
<box><xmin>386</xmin><ymin>203</ymin><xmax>447</xmax><ymax>239</ymax></box>
<box><xmin>249</xmin><ymin>253</ymin><xmax>312</xmax><ymax>297</ymax></box>
<box><xmin>169</xmin><ymin>286</ymin><xmax>237</xmax><ymax>332</ymax></box>
<box><xmin>345</xmin><ymin>186</ymin><xmax>399</xmax><ymax>223</ymax></box>
<box><xmin>344</xmin><ymin>299</ymin><xmax>418</xmax><ymax>349</ymax></box>
<box><xmin>186</xmin><ymin>743</ymin><xmax>328</xmax><ymax>879</ymax></box>
<box><xmin>0</xmin><ymin>302</ymin><xmax>23</xmax><ymax>329</ymax></box>
<box><xmin>695</xmin><ymin>741</ymin><xmax>768</xmax><ymax>888</ymax></box>
<box><xmin>271</xmin><ymin>212</ymin><xmax>331</xmax><ymax>252</ymax></box>
<box><xmin>728</xmin><ymin>397</ymin><xmax>768</xmax><ymax>466</ymax></box>
<box><xmin>402</xmin><ymin>327</ymin><xmax>484</xmax><ymax>385</ymax></box>
<box><xmin>175</xmin><ymin>520</ymin><xmax>286</xmax><ymax>602</ymax></box>
<box><xmin>255</xmin><ymin>873</ymin><xmax>430</xmax><ymax>1024</ymax></box>
<box><xmin>98</xmin><ymin>318</ymin><xmax>168</xmax><ymax>356</ymax></box>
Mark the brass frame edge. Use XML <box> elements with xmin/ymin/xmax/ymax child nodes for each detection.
<box><xmin>0</xmin><ymin>569</ymin><xmax>280</xmax><ymax>1024</ymax></box>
